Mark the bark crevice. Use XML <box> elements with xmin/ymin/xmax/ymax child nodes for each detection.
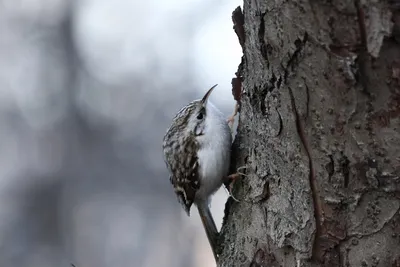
<box><xmin>288</xmin><ymin>86</ymin><xmax>322</xmax><ymax>261</ymax></box>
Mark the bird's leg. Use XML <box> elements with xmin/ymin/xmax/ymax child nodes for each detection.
<box><xmin>196</xmin><ymin>200</ymin><xmax>219</xmax><ymax>263</ymax></box>
<box><xmin>224</xmin><ymin>166</ymin><xmax>248</xmax><ymax>202</ymax></box>
<box><xmin>227</xmin><ymin>102</ymin><xmax>239</xmax><ymax>130</ymax></box>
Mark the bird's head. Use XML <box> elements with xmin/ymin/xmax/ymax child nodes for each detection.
<box><xmin>175</xmin><ymin>84</ymin><xmax>218</xmax><ymax>137</ymax></box>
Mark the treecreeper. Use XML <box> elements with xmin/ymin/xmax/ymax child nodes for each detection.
<box><xmin>162</xmin><ymin>84</ymin><xmax>241</xmax><ymax>263</ymax></box>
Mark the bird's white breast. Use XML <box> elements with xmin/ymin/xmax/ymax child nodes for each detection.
<box><xmin>195</xmin><ymin>101</ymin><xmax>232</xmax><ymax>202</ymax></box>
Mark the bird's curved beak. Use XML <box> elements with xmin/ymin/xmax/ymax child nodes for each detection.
<box><xmin>201</xmin><ymin>84</ymin><xmax>218</xmax><ymax>105</ymax></box>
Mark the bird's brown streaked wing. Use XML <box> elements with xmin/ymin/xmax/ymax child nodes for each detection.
<box><xmin>169</xmin><ymin>137</ymin><xmax>200</xmax><ymax>215</ymax></box>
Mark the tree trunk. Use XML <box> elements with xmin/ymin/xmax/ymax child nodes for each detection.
<box><xmin>220</xmin><ymin>1</ymin><xmax>400</xmax><ymax>266</ymax></box>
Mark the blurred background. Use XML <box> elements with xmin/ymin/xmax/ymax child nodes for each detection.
<box><xmin>0</xmin><ymin>0</ymin><xmax>242</xmax><ymax>266</ymax></box>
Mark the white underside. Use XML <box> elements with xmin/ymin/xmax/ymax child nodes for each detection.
<box><xmin>195</xmin><ymin>101</ymin><xmax>232</xmax><ymax>203</ymax></box>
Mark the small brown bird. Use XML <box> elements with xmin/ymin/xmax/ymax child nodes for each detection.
<box><xmin>162</xmin><ymin>85</ymin><xmax>234</xmax><ymax>262</ymax></box>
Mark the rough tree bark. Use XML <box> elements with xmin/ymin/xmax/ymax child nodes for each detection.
<box><xmin>220</xmin><ymin>1</ymin><xmax>400</xmax><ymax>266</ymax></box>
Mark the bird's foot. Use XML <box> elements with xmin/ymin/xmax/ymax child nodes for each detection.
<box><xmin>227</xmin><ymin>102</ymin><xmax>239</xmax><ymax>130</ymax></box>
<box><xmin>224</xmin><ymin>166</ymin><xmax>248</xmax><ymax>202</ymax></box>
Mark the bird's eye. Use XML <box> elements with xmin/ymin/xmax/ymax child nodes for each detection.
<box><xmin>196</xmin><ymin>113</ymin><xmax>204</xmax><ymax>120</ymax></box>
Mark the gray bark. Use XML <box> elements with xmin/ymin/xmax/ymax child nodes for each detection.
<box><xmin>220</xmin><ymin>1</ymin><xmax>400</xmax><ymax>266</ymax></box>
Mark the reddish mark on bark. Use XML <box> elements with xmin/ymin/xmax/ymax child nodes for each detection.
<box><xmin>231</xmin><ymin>62</ymin><xmax>243</xmax><ymax>116</ymax></box>
<box><xmin>288</xmin><ymin>87</ymin><xmax>324</xmax><ymax>261</ymax></box>
<box><xmin>232</xmin><ymin>6</ymin><xmax>245</xmax><ymax>49</ymax></box>
<box><xmin>232</xmin><ymin>77</ymin><xmax>242</xmax><ymax>102</ymax></box>
<box><xmin>231</xmin><ymin>56</ymin><xmax>244</xmax><ymax>117</ymax></box>
<box><xmin>231</xmin><ymin>6</ymin><xmax>245</xmax><ymax>104</ymax></box>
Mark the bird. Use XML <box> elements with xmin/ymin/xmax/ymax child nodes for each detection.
<box><xmin>162</xmin><ymin>84</ymin><xmax>235</xmax><ymax>262</ymax></box>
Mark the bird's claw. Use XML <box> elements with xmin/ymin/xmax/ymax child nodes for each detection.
<box><xmin>225</xmin><ymin>166</ymin><xmax>248</xmax><ymax>202</ymax></box>
<box><xmin>227</xmin><ymin>102</ymin><xmax>239</xmax><ymax>131</ymax></box>
<box><xmin>227</xmin><ymin>115</ymin><xmax>235</xmax><ymax>130</ymax></box>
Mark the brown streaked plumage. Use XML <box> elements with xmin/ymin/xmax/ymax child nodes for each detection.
<box><xmin>162</xmin><ymin>84</ymin><xmax>232</xmax><ymax>263</ymax></box>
